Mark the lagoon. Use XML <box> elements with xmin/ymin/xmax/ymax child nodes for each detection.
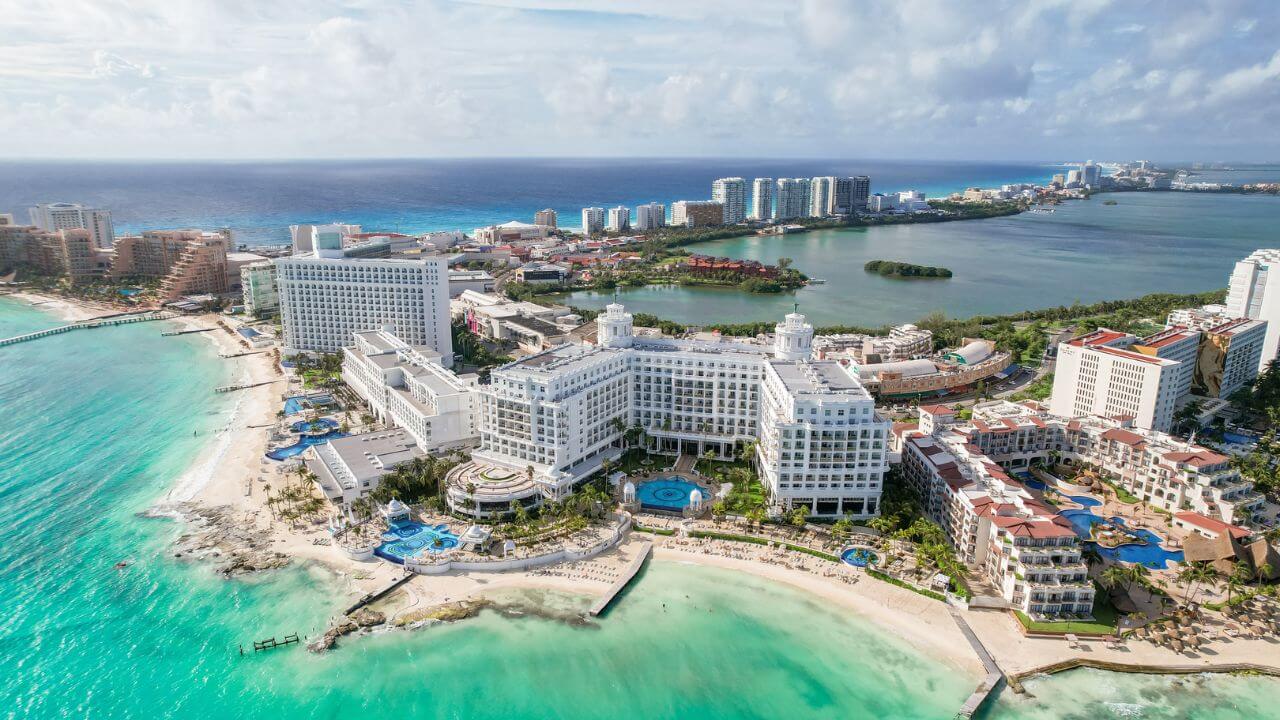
<box><xmin>560</xmin><ymin>192</ymin><xmax>1280</xmax><ymax>327</ymax></box>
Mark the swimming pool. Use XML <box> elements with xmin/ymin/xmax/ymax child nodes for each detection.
<box><xmin>840</xmin><ymin>547</ymin><xmax>879</xmax><ymax>568</ymax></box>
<box><xmin>265</xmin><ymin>429</ymin><xmax>348</xmax><ymax>460</ymax></box>
<box><xmin>374</xmin><ymin>521</ymin><xmax>460</xmax><ymax>563</ymax></box>
<box><xmin>283</xmin><ymin>393</ymin><xmax>335</xmax><ymax>415</ymax></box>
<box><xmin>1060</xmin><ymin>506</ymin><xmax>1184</xmax><ymax>569</ymax></box>
<box><xmin>290</xmin><ymin>418</ymin><xmax>339</xmax><ymax>433</ymax></box>
<box><xmin>1016</xmin><ymin>472</ymin><xmax>1048</xmax><ymax>491</ymax></box>
<box><xmin>635</xmin><ymin>477</ymin><xmax>709</xmax><ymax>512</ymax></box>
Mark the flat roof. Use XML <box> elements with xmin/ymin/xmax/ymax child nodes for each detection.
<box><xmin>768</xmin><ymin>359</ymin><xmax>869</xmax><ymax>397</ymax></box>
<box><xmin>320</xmin><ymin>429</ymin><xmax>424</xmax><ymax>484</ymax></box>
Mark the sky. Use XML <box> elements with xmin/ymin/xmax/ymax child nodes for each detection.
<box><xmin>0</xmin><ymin>0</ymin><xmax>1277</xmax><ymax>161</ymax></box>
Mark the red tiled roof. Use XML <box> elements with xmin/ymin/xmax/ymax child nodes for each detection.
<box><xmin>1164</xmin><ymin>450</ymin><xmax>1229</xmax><ymax>468</ymax></box>
<box><xmin>919</xmin><ymin>404</ymin><xmax>956</xmax><ymax>415</ymax></box>
<box><xmin>1101</xmin><ymin>427</ymin><xmax>1146</xmax><ymax>446</ymax></box>
<box><xmin>1174</xmin><ymin>512</ymin><xmax>1252</xmax><ymax>540</ymax></box>
<box><xmin>991</xmin><ymin>515</ymin><xmax>1077</xmax><ymax>538</ymax></box>
<box><xmin>1068</xmin><ymin>329</ymin><xmax>1129</xmax><ymax>347</ymax></box>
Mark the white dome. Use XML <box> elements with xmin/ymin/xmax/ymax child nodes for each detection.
<box><xmin>689</xmin><ymin>489</ymin><xmax>702</xmax><ymax>503</ymax></box>
<box><xmin>623</xmin><ymin>481</ymin><xmax>636</xmax><ymax>493</ymax></box>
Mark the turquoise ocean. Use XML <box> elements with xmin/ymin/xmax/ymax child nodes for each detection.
<box><xmin>2</xmin><ymin>296</ymin><xmax>1279</xmax><ymax>718</ymax></box>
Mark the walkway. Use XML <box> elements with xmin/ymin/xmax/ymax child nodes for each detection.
<box><xmin>588</xmin><ymin>540</ymin><xmax>651</xmax><ymax>616</ymax></box>
<box><xmin>672</xmin><ymin>454</ymin><xmax>696</xmax><ymax>475</ymax></box>
<box><xmin>948</xmin><ymin>605</ymin><xmax>1004</xmax><ymax>719</ymax></box>
<box><xmin>0</xmin><ymin>311</ymin><xmax>175</xmax><ymax>348</ymax></box>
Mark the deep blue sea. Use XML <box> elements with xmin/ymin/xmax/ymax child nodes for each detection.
<box><xmin>0</xmin><ymin>158</ymin><xmax>1058</xmax><ymax>244</ymax></box>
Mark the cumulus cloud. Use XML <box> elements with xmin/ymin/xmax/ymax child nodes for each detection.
<box><xmin>0</xmin><ymin>0</ymin><xmax>1276</xmax><ymax>158</ymax></box>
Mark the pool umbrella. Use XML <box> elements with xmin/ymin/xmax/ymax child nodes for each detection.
<box><xmin>1171</xmin><ymin>639</ymin><xmax>1185</xmax><ymax>653</ymax></box>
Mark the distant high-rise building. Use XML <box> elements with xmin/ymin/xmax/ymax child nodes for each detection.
<box><xmin>0</xmin><ymin>213</ymin><xmax>14</xmax><ymax>226</ymax></box>
<box><xmin>850</xmin><ymin>175</ymin><xmax>871</xmax><ymax>211</ymax></box>
<box><xmin>1065</xmin><ymin>169</ymin><xmax>1084</xmax><ymax>187</ymax></box>
<box><xmin>829</xmin><ymin>177</ymin><xmax>854</xmax><ymax>215</ymax></box>
<box><xmin>809</xmin><ymin>177</ymin><xmax>833</xmax><ymax>217</ymax></box>
<box><xmin>711</xmin><ymin>177</ymin><xmax>747</xmax><ymax>224</ymax></box>
<box><xmin>606</xmin><ymin>206</ymin><xmax>630</xmax><ymax>232</ymax></box>
<box><xmin>1226</xmin><ymin>248</ymin><xmax>1280</xmax><ymax>372</ymax></box>
<box><xmin>28</xmin><ymin>203</ymin><xmax>114</xmax><ymax>249</ymax></box>
<box><xmin>634</xmin><ymin>203</ymin><xmax>666</xmax><ymax>231</ymax></box>
<box><xmin>534</xmin><ymin>209</ymin><xmax>558</xmax><ymax>228</ymax></box>
<box><xmin>1051</xmin><ymin>173</ymin><xmax>1066</xmax><ymax>186</ymax></box>
<box><xmin>289</xmin><ymin>223</ymin><xmax>359</xmax><ymax>255</ymax></box>
<box><xmin>581</xmin><ymin>207</ymin><xmax>605</xmax><ymax>236</ymax></box>
<box><xmin>1082</xmin><ymin>161</ymin><xmax>1101</xmax><ymax>187</ymax></box>
<box><xmin>671</xmin><ymin>201</ymin><xmax>724</xmax><ymax>228</ymax></box>
<box><xmin>751</xmin><ymin>178</ymin><xmax>774</xmax><ymax>221</ymax></box>
<box><xmin>775</xmin><ymin>178</ymin><xmax>811</xmax><ymax>220</ymax></box>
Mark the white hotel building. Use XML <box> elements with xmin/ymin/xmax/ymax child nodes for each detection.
<box><xmin>449</xmin><ymin>304</ymin><xmax>888</xmax><ymax>519</ymax></box>
<box><xmin>1050</xmin><ymin>329</ymin><xmax>1182</xmax><ymax>432</ymax></box>
<box><xmin>1226</xmin><ymin>249</ymin><xmax>1280</xmax><ymax>372</ymax></box>
<box><xmin>276</xmin><ymin>250</ymin><xmax>451</xmax><ymax>363</ymax></box>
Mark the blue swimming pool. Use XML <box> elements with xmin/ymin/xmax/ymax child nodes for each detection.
<box><xmin>635</xmin><ymin>477</ymin><xmax>709</xmax><ymax>512</ymax></box>
<box><xmin>283</xmin><ymin>393</ymin><xmax>335</xmax><ymax>415</ymax></box>
<box><xmin>1223</xmin><ymin>431</ymin><xmax>1259</xmax><ymax>445</ymax></box>
<box><xmin>1060</xmin><ymin>507</ymin><xmax>1184</xmax><ymax>569</ymax></box>
<box><xmin>374</xmin><ymin>521</ymin><xmax>460</xmax><ymax>563</ymax></box>
<box><xmin>290</xmin><ymin>417</ymin><xmax>339</xmax><ymax>433</ymax></box>
<box><xmin>1016</xmin><ymin>472</ymin><xmax>1048</xmax><ymax>491</ymax></box>
<box><xmin>841</xmin><ymin>547</ymin><xmax>879</xmax><ymax>568</ymax></box>
<box><xmin>265</xmin><ymin>430</ymin><xmax>348</xmax><ymax>460</ymax></box>
<box><xmin>118</xmin><ymin>288</ymin><xmax>142</xmax><ymax>297</ymax></box>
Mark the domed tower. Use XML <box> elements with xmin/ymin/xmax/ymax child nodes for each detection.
<box><xmin>598</xmin><ymin>302</ymin><xmax>634</xmax><ymax>349</ymax></box>
<box><xmin>773</xmin><ymin>309</ymin><xmax>814</xmax><ymax>360</ymax></box>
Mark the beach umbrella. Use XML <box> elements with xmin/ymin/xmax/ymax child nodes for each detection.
<box><xmin>1171</xmin><ymin>639</ymin><xmax>1185</xmax><ymax>653</ymax></box>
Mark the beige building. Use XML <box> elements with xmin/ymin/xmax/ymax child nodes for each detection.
<box><xmin>0</xmin><ymin>225</ymin><xmax>109</xmax><ymax>282</ymax></box>
<box><xmin>112</xmin><ymin>229</ymin><xmax>237</xmax><ymax>300</ymax></box>
<box><xmin>671</xmin><ymin>200</ymin><xmax>724</xmax><ymax>228</ymax></box>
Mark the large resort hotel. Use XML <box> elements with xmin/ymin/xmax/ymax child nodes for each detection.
<box><xmin>329</xmin><ymin>303</ymin><xmax>889</xmax><ymax>521</ymax></box>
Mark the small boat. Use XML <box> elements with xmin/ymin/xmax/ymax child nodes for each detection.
<box><xmin>114</xmin><ymin>561</ymin><xmax>129</xmax><ymax>570</ymax></box>
<box><xmin>809</xmin><ymin>278</ymin><xmax>827</xmax><ymax>284</ymax></box>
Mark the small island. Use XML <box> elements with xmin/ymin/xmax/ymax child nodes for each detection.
<box><xmin>864</xmin><ymin>260</ymin><xmax>953</xmax><ymax>279</ymax></box>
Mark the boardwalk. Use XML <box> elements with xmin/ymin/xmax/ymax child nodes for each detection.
<box><xmin>949</xmin><ymin>606</ymin><xmax>1004</xmax><ymax>719</ymax></box>
<box><xmin>588</xmin><ymin>541</ymin><xmax>652</xmax><ymax>617</ymax></box>
<box><xmin>0</xmin><ymin>311</ymin><xmax>175</xmax><ymax>348</ymax></box>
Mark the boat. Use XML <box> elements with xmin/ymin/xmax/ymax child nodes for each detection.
<box><xmin>809</xmin><ymin>278</ymin><xmax>826</xmax><ymax>284</ymax></box>
<box><xmin>114</xmin><ymin>561</ymin><xmax>129</xmax><ymax>570</ymax></box>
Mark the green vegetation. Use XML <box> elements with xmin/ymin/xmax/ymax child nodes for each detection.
<box><xmin>294</xmin><ymin>352</ymin><xmax>343</xmax><ymax>389</ymax></box>
<box><xmin>864</xmin><ymin>260</ymin><xmax>953</xmax><ymax>279</ymax></box>
<box><xmin>866</xmin><ymin>569</ymin><xmax>947</xmax><ymax>602</ymax></box>
<box><xmin>1014</xmin><ymin>602</ymin><xmax>1118</xmax><ymax>635</ymax></box>
<box><xmin>367</xmin><ymin>455</ymin><xmax>457</xmax><ymax>506</ymax></box>
<box><xmin>1225</xmin><ymin>362</ymin><xmax>1280</xmax><ymax>494</ymax></box>
<box><xmin>1010</xmin><ymin>373</ymin><xmax>1054</xmax><ymax>401</ymax></box>
<box><xmin>632</xmin><ymin>524</ymin><xmax>676</xmax><ymax>536</ymax></box>
<box><xmin>688</xmin><ymin>530</ymin><xmax>841</xmax><ymax>563</ymax></box>
<box><xmin>450</xmin><ymin>321</ymin><xmax>513</xmax><ymax>368</ymax></box>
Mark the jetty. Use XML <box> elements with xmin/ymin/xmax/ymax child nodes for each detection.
<box><xmin>161</xmin><ymin>327</ymin><xmax>215</xmax><ymax>336</ymax></box>
<box><xmin>588</xmin><ymin>541</ymin><xmax>651</xmax><ymax>617</ymax></box>
<box><xmin>249</xmin><ymin>634</ymin><xmax>301</xmax><ymax>653</ymax></box>
<box><xmin>0</xmin><ymin>311</ymin><xmax>175</xmax><ymax>348</ymax></box>
<box><xmin>949</xmin><ymin>606</ymin><xmax>1004</xmax><ymax>719</ymax></box>
<box><xmin>215</xmin><ymin>380</ymin><xmax>275</xmax><ymax>393</ymax></box>
<box><xmin>344</xmin><ymin>572</ymin><xmax>415</xmax><ymax>616</ymax></box>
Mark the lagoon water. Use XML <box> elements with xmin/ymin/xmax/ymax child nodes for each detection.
<box><xmin>562</xmin><ymin>191</ymin><xmax>1280</xmax><ymax>327</ymax></box>
<box><xmin>5</xmin><ymin>297</ymin><xmax>1280</xmax><ymax>718</ymax></box>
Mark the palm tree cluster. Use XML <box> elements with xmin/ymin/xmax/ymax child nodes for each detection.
<box><xmin>267</xmin><ymin>467</ymin><xmax>329</xmax><ymax>526</ymax></box>
<box><xmin>369</xmin><ymin>455</ymin><xmax>457</xmax><ymax>506</ymax></box>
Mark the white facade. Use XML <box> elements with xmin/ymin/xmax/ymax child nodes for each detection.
<box><xmin>634</xmin><ymin>203</ymin><xmax>666</xmax><ymax>231</ymax></box>
<box><xmin>28</xmin><ymin>203</ymin><xmax>114</xmax><ymax>249</ymax></box>
<box><xmin>342</xmin><ymin>329</ymin><xmax>478</xmax><ymax>452</ymax></box>
<box><xmin>712</xmin><ymin>177</ymin><xmax>747</xmax><ymax>224</ymax></box>
<box><xmin>466</xmin><ymin>304</ymin><xmax>886</xmax><ymax>518</ymax></box>
<box><xmin>606</xmin><ymin>206</ymin><xmax>630</xmax><ymax>232</ymax></box>
<box><xmin>1226</xmin><ymin>249</ymin><xmax>1280</xmax><ymax>372</ymax></box>
<box><xmin>751</xmin><ymin>178</ymin><xmax>774</xmax><ymax>221</ymax></box>
<box><xmin>241</xmin><ymin>261</ymin><xmax>279</xmax><ymax>318</ymax></box>
<box><xmin>1049</xmin><ymin>330</ymin><xmax>1182</xmax><ymax>432</ymax></box>
<box><xmin>276</xmin><ymin>253</ymin><xmax>451</xmax><ymax>363</ymax></box>
<box><xmin>581</xmin><ymin>207</ymin><xmax>605</xmax><ymax>236</ymax></box>
<box><xmin>809</xmin><ymin>177</ymin><xmax>833</xmax><ymax>217</ymax></box>
<box><xmin>534</xmin><ymin>209</ymin><xmax>558</xmax><ymax>228</ymax></box>
<box><xmin>775</xmin><ymin>178</ymin><xmax>811</xmax><ymax>220</ymax></box>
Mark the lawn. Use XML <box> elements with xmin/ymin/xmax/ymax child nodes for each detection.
<box><xmin>1014</xmin><ymin>598</ymin><xmax>1119</xmax><ymax>636</ymax></box>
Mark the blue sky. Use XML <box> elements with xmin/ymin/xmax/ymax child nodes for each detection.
<box><xmin>0</xmin><ymin>0</ymin><xmax>1277</xmax><ymax>160</ymax></box>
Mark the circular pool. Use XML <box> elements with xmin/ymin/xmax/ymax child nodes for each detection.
<box><xmin>635</xmin><ymin>477</ymin><xmax>709</xmax><ymax>512</ymax></box>
<box><xmin>841</xmin><ymin>547</ymin><xmax>879</xmax><ymax>568</ymax></box>
<box><xmin>290</xmin><ymin>417</ymin><xmax>339</xmax><ymax>433</ymax></box>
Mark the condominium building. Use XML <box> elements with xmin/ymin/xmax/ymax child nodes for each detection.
<box><xmin>241</xmin><ymin>261</ymin><xmax>279</xmax><ymax>318</ymax></box>
<box><xmin>671</xmin><ymin>201</ymin><xmax>724</xmax><ymax>228</ymax></box>
<box><xmin>634</xmin><ymin>203</ymin><xmax>666</xmax><ymax>231</ymax></box>
<box><xmin>28</xmin><ymin>202</ymin><xmax>115</xmax><ymax>248</ymax></box>
<box><xmin>814</xmin><ymin>324</ymin><xmax>934</xmax><ymax>364</ymax></box>
<box><xmin>775</xmin><ymin>178</ymin><xmax>812</xmax><ymax>220</ymax></box>
<box><xmin>1049</xmin><ymin>329</ymin><xmax>1182</xmax><ymax>432</ymax></box>
<box><xmin>828</xmin><ymin>177</ymin><xmax>854</xmax><ymax>215</ymax></box>
<box><xmin>452</xmin><ymin>304</ymin><xmax>887</xmax><ymax>519</ymax></box>
<box><xmin>901</xmin><ymin>425</ymin><xmax>1092</xmax><ymax>619</ymax></box>
<box><xmin>581</xmin><ymin>207</ymin><xmax>605</xmax><ymax>236</ymax></box>
<box><xmin>809</xmin><ymin>177</ymin><xmax>833</xmax><ymax>217</ymax></box>
<box><xmin>1130</xmin><ymin>326</ymin><xmax>1201</xmax><ymax>403</ymax></box>
<box><xmin>606</xmin><ymin>206</ymin><xmax>630</xmax><ymax>232</ymax></box>
<box><xmin>1225</xmin><ymin>249</ymin><xmax>1280</xmax><ymax>372</ymax></box>
<box><xmin>110</xmin><ymin>229</ymin><xmax>237</xmax><ymax>300</ymax></box>
<box><xmin>276</xmin><ymin>251</ymin><xmax>451</xmax><ymax>362</ymax></box>
<box><xmin>290</xmin><ymin>223</ymin><xmax>360</xmax><ymax>255</ymax></box>
<box><xmin>850</xmin><ymin>175</ymin><xmax>871</xmax><ymax>211</ymax></box>
<box><xmin>1196</xmin><ymin>318</ymin><xmax>1268</xmax><ymax>398</ymax></box>
<box><xmin>342</xmin><ymin>329</ymin><xmax>478</xmax><ymax>454</ymax></box>
<box><xmin>534</xmin><ymin>209</ymin><xmax>558</xmax><ymax>228</ymax></box>
<box><xmin>751</xmin><ymin>178</ymin><xmax>774</xmax><ymax>221</ymax></box>
<box><xmin>0</xmin><ymin>226</ymin><xmax>110</xmax><ymax>282</ymax></box>
<box><xmin>712</xmin><ymin>177</ymin><xmax>748</xmax><ymax>224</ymax></box>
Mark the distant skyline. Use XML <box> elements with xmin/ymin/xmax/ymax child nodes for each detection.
<box><xmin>2</xmin><ymin>0</ymin><xmax>1278</xmax><ymax>161</ymax></box>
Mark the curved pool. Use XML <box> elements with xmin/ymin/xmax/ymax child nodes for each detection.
<box><xmin>635</xmin><ymin>477</ymin><xmax>709</xmax><ymax>512</ymax></box>
<box><xmin>841</xmin><ymin>547</ymin><xmax>879</xmax><ymax>568</ymax></box>
<box><xmin>265</xmin><ymin>430</ymin><xmax>348</xmax><ymax>460</ymax></box>
<box><xmin>375</xmin><ymin>521</ymin><xmax>460</xmax><ymax>563</ymax></box>
<box><xmin>290</xmin><ymin>417</ymin><xmax>339</xmax><ymax>433</ymax></box>
<box><xmin>1060</xmin><ymin>507</ymin><xmax>1184</xmax><ymax>569</ymax></box>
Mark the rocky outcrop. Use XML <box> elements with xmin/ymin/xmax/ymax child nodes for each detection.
<box><xmin>308</xmin><ymin>608</ymin><xmax>387</xmax><ymax>653</ymax></box>
<box><xmin>152</xmin><ymin>502</ymin><xmax>290</xmax><ymax>577</ymax></box>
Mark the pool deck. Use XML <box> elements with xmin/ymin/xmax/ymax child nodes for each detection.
<box><xmin>588</xmin><ymin>540</ymin><xmax>651</xmax><ymax>616</ymax></box>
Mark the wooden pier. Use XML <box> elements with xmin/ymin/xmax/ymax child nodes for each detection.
<box><xmin>161</xmin><ymin>327</ymin><xmax>215</xmax><ymax>336</ymax></box>
<box><xmin>588</xmin><ymin>541</ymin><xmax>651</xmax><ymax>617</ymax></box>
<box><xmin>215</xmin><ymin>380</ymin><xmax>276</xmax><ymax>393</ymax></box>
<box><xmin>249</xmin><ymin>633</ymin><xmax>300</xmax><ymax>653</ymax></box>
<box><xmin>0</xmin><ymin>311</ymin><xmax>174</xmax><ymax>348</ymax></box>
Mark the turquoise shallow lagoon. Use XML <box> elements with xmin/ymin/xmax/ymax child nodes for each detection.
<box><xmin>3</xmin><ymin>295</ymin><xmax>1280</xmax><ymax>719</ymax></box>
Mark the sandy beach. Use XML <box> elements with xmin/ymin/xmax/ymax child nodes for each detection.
<box><xmin>9</xmin><ymin>291</ymin><xmax>127</xmax><ymax>323</ymax></box>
